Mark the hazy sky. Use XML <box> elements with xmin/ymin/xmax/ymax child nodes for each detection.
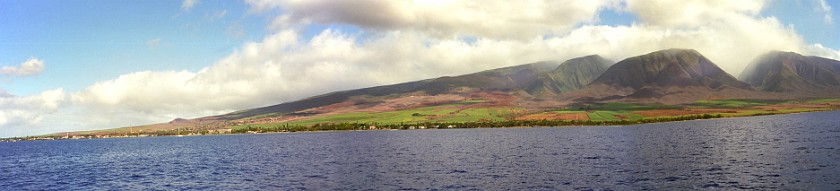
<box><xmin>1</xmin><ymin>0</ymin><xmax>839</xmax><ymax>137</ymax></box>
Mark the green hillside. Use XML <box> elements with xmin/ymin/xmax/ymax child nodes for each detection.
<box><xmin>739</xmin><ymin>51</ymin><xmax>840</xmax><ymax>95</ymax></box>
<box><xmin>526</xmin><ymin>55</ymin><xmax>612</xmax><ymax>96</ymax></box>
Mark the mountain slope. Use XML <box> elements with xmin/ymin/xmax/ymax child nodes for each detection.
<box><xmin>592</xmin><ymin>49</ymin><xmax>749</xmax><ymax>89</ymax></box>
<box><xmin>213</xmin><ymin>55</ymin><xmax>618</xmax><ymax>120</ymax></box>
<box><xmin>415</xmin><ymin>61</ymin><xmax>559</xmax><ymax>94</ymax></box>
<box><xmin>212</xmin><ymin>61</ymin><xmax>565</xmax><ymax>120</ymax></box>
<box><xmin>525</xmin><ymin>55</ymin><xmax>612</xmax><ymax>96</ymax></box>
<box><xmin>568</xmin><ymin>49</ymin><xmax>757</xmax><ymax>104</ymax></box>
<box><xmin>215</xmin><ymin>79</ymin><xmax>433</xmax><ymax>120</ymax></box>
<box><xmin>739</xmin><ymin>51</ymin><xmax>840</xmax><ymax>96</ymax></box>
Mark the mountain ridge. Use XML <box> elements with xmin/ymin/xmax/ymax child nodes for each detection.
<box><xmin>94</xmin><ymin>48</ymin><xmax>840</xmax><ymax>134</ymax></box>
<box><xmin>525</xmin><ymin>55</ymin><xmax>612</xmax><ymax>96</ymax></box>
<box><xmin>212</xmin><ymin>55</ymin><xmax>614</xmax><ymax>120</ymax></box>
<box><xmin>563</xmin><ymin>49</ymin><xmax>759</xmax><ymax>104</ymax></box>
<box><xmin>739</xmin><ymin>51</ymin><xmax>840</xmax><ymax>96</ymax></box>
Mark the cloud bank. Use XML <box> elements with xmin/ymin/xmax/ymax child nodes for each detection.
<box><xmin>254</xmin><ymin>0</ymin><xmax>616</xmax><ymax>39</ymax></box>
<box><xmin>2</xmin><ymin>58</ymin><xmax>44</xmax><ymax>77</ymax></box>
<box><xmin>4</xmin><ymin>0</ymin><xmax>840</xmax><ymax>137</ymax></box>
<box><xmin>0</xmin><ymin>88</ymin><xmax>65</xmax><ymax>136</ymax></box>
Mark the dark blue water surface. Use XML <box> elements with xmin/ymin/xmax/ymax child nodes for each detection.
<box><xmin>2</xmin><ymin>111</ymin><xmax>840</xmax><ymax>190</ymax></box>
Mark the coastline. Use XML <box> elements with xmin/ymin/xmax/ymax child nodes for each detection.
<box><xmin>3</xmin><ymin>108</ymin><xmax>837</xmax><ymax>142</ymax></box>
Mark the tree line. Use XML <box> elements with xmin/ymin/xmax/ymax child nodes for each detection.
<box><xmin>232</xmin><ymin>113</ymin><xmax>723</xmax><ymax>133</ymax></box>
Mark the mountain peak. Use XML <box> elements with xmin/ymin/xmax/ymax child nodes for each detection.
<box><xmin>766</xmin><ymin>50</ymin><xmax>799</xmax><ymax>55</ymax></box>
<box><xmin>753</xmin><ymin>51</ymin><xmax>802</xmax><ymax>62</ymax></box>
<box><xmin>574</xmin><ymin>54</ymin><xmax>606</xmax><ymax>60</ymax></box>
<box><xmin>525</xmin><ymin>55</ymin><xmax>612</xmax><ymax>96</ymax></box>
<box><xmin>658</xmin><ymin>48</ymin><xmax>701</xmax><ymax>54</ymax></box>
<box><xmin>169</xmin><ymin>118</ymin><xmax>189</xmax><ymax>124</ymax></box>
<box><xmin>555</xmin><ymin>55</ymin><xmax>610</xmax><ymax>69</ymax></box>
<box><xmin>591</xmin><ymin>49</ymin><xmax>746</xmax><ymax>89</ymax></box>
<box><xmin>638</xmin><ymin>48</ymin><xmax>703</xmax><ymax>59</ymax></box>
<box><xmin>740</xmin><ymin>50</ymin><xmax>840</xmax><ymax>95</ymax></box>
<box><xmin>569</xmin><ymin>49</ymin><xmax>755</xmax><ymax>104</ymax></box>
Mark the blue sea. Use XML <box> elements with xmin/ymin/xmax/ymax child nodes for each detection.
<box><xmin>2</xmin><ymin>111</ymin><xmax>840</xmax><ymax>190</ymax></box>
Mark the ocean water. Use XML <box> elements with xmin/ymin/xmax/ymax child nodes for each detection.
<box><xmin>2</xmin><ymin>111</ymin><xmax>840</xmax><ymax>190</ymax></box>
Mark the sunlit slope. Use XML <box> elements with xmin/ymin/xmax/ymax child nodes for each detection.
<box><xmin>526</xmin><ymin>55</ymin><xmax>612</xmax><ymax>96</ymax></box>
<box><xmin>568</xmin><ymin>49</ymin><xmax>761</xmax><ymax>104</ymax></box>
<box><xmin>214</xmin><ymin>55</ymin><xmax>611</xmax><ymax>121</ymax></box>
<box><xmin>740</xmin><ymin>51</ymin><xmax>840</xmax><ymax>96</ymax></box>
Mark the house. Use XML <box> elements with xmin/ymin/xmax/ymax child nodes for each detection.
<box><xmin>209</xmin><ymin>129</ymin><xmax>233</xmax><ymax>134</ymax></box>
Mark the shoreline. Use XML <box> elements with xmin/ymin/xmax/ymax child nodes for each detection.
<box><xmin>3</xmin><ymin>109</ymin><xmax>837</xmax><ymax>142</ymax></box>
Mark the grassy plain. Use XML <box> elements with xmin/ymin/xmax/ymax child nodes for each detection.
<box><xmin>231</xmin><ymin>102</ymin><xmax>519</xmax><ymax>130</ymax></box>
<box><xmin>230</xmin><ymin>98</ymin><xmax>840</xmax><ymax>131</ymax></box>
<box><xmin>47</xmin><ymin>98</ymin><xmax>838</xmax><ymax>136</ymax></box>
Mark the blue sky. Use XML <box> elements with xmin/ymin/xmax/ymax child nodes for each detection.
<box><xmin>765</xmin><ymin>0</ymin><xmax>838</xmax><ymax>48</ymax></box>
<box><xmin>1</xmin><ymin>0</ymin><xmax>839</xmax><ymax>137</ymax></box>
<box><xmin>1</xmin><ymin>0</ymin><xmax>268</xmax><ymax>95</ymax></box>
<box><xmin>2</xmin><ymin>0</ymin><xmax>838</xmax><ymax>95</ymax></box>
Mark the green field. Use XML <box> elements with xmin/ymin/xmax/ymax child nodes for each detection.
<box><xmin>252</xmin><ymin>99</ymin><xmax>837</xmax><ymax>129</ymax></box>
<box><xmin>803</xmin><ymin>98</ymin><xmax>840</xmax><ymax>104</ymax></box>
<box><xmin>430</xmin><ymin>107</ymin><xmax>514</xmax><ymax>122</ymax></box>
<box><xmin>551</xmin><ymin>110</ymin><xmax>586</xmax><ymax>114</ymax></box>
<box><xmin>34</xmin><ymin>98</ymin><xmax>840</xmax><ymax>138</ymax></box>
<box><xmin>691</xmin><ymin>99</ymin><xmax>779</xmax><ymax>108</ymax></box>
<box><xmin>586</xmin><ymin>110</ymin><xmax>643</xmax><ymax>121</ymax></box>
<box><xmin>72</xmin><ymin>97</ymin><xmax>828</xmax><ymax>133</ymax></box>
<box><xmin>571</xmin><ymin>102</ymin><xmax>681</xmax><ymax>110</ymax></box>
<box><xmin>231</xmin><ymin>104</ymin><xmax>518</xmax><ymax>130</ymax></box>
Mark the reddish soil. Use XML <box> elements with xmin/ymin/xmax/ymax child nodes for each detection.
<box><xmin>755</xmin><ymin>103</ymin><xmax>833</xmax><ymax>110</ymax></box>
<box><xmin>517</xmin><ymin>112</ymin><xmax>589</xmax><ymax>121</ymax></box>
<box><xmin>318</xmin><ymin>101</ymin><xmax>357</xmax><ymax>111</ymax></box>
<box><xmin>468</xmin><ymin>91</ymin><xmax>518</xmax><ymax>106</ymax></box>
<box><xmin>632</xmin><ymin>109</ymin><xmax>736</xmax><ymax>117</ymax></box>
<box><xmin>246</xmin><ymin>91</ymin><xmax>521</xmax><ymax>125</ymax></box>
<box><xmin>310</xmin><ymin>94</ymin><xmax>466</xmax><ymax>114</ymax></box>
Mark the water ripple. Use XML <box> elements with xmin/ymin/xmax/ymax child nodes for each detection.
<box><xmin>2</xmin><ymin>111</ymin><xmax>840</xmax><ymax>190</ymax></box>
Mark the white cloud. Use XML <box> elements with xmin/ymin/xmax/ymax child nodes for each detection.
<box><xmin>225</xmin><ymin>22</ymin><xmax>245</xmax><ymax>38</ymax></box>
<box><xmin>0</xmin><ymin>88</ymin><xmax>66</xmax><ymax>136</ymax></box>
<box><xmin>209</xmin><ymin>9</ymin><xmax>227</xmax><ymax>21</ymax></box>
<box><xmin>610</xmin><ymin>0</ymin><xmax>804</xmax><ymax>74</ymax></box>
<box><xmin>625</xmin><ymin>0</ymin><xmax>766</xmax><ymax>27</ymax></box>
<box><xmin>817</xmin><ymin>0</ymin><xmax>833</xmax><ymax>24</ymax></box>
<box><xmin>255</xmin><ymin>0</ymin><xmax>616</xmax><ymax>39</ymax></box>
<box><xmin>805</xmin><ymin>44</ymin><xmax>840</xmax><ymax>59</ymax></box>
<box><xmin>182</xmin><ymin>0</ymin><xmax>198</xmax><ymax>11</ymax></box>
<box><xmin>253</xmin><ymin>0</ymin><xmax>809</xmax><ymax>75</ymax></box>
<box><xmin>146</xmin><ymin>38</ymin><xmax>162</xmax><ymax>48</ymax></box>
<box><xmin>64</xmin><ymin>29</ymin><xmax>578</xmax><ymax>132</ymax></box>
<box><xmin>0</xmin><ymin>89</ymin><xmax>12</xmax><ymax>97</ymax></box>
<box><xmin>242</xmin><ymin>0</ymin><xmax>283</xmax><ymax>12</ymax></box>
<box><xmin>1</xmin><ymin>58</ymin><xmax>45</xmax><ymax>77</ymax></box>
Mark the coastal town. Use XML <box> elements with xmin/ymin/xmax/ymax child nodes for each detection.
<box><xmin>0</xmin><ymin>128</ymin><xmax>234</xmax><ymax>142</ymax></box>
